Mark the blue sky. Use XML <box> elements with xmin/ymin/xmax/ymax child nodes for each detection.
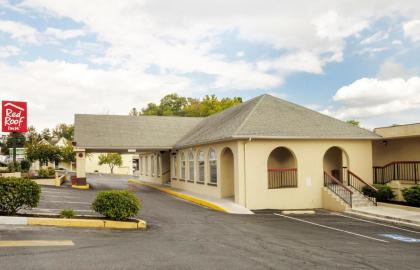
<box><xmin>0</xmin><ymin>0</ymin><xmax>420</xmax><ymax>130</ymax></box>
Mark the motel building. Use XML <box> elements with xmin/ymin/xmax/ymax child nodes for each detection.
<box><xmin>73</xmin><ymin>94</ymin><xmax>420</xmax><ymax>212</ymax></box>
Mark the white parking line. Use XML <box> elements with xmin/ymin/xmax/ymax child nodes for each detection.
<box><xmin>45</xmin><ymin>201</ymin><xmax>91</xmax><ymax>205</ymax></box>
<box><xmin>274</xmin><ymin>213</ymin><xmax>389</xmax><ymax>243</ymax></box>
<box><xmin>41</xmin><ymin>195</ymin><xmax>81</xmax><ymax>199</ymax></box>
<box><xmin>33</xmin><ymin>208</ymin><xmax>94</xmax><ymax>212</ymax></box>
<box><xmin>332</xmin><ymin>213</ymin><xmax>420</xmax><ymax>234</ymax></box>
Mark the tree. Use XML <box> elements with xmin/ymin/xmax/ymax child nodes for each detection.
<box><xmin>129</xmin><ymin>108</ymin><xmax>140</xmax><ymax>116</ymax></box>
<box><xmin>41</xmin><ymin>128</ymin><xmax>52</xmax><ymax>142</ymax></box>
<box><xmin>136</xmin><ymin>93</ymin><xmax>242</xmax><ymax>117</ymax></box>
<box><xmin>98</xmin><ymin>153</ymin><xmax>123</xmax><ymax>174</ymax></box>
<box><xmin>60</xmin><ymin>141</ymin><xmax>76</xmax><ymax>164</ymax></box>
<box><xmin>346</xmin><ymin>120</ymin><xmax>360</xmax><ymax>127</ymax></box>
<box><xmin>27</xmin><ymin>126</ymin><xmax>41</xmax><ymax>143</ymax></box>
<box><xmin>52</xmin><ymin>123</ymin><xmax>74</xmax><ymax>141</ymax></box>
<box><xmin>26</xmin><ymin>141</ymin><xmax>61</xmax><ymax>167</ymax></box>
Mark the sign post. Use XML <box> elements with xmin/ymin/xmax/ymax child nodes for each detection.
<box><xmin>1</xmin><ymin>101</ymin><xmax>28</xmax><ymax>164</ymax></box>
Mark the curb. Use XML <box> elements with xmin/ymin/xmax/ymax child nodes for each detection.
<box><xmin>129</xmin><ymin>179</ymin><xmax>227</xmax><ymax>213</ymax></box>
<box><xmin>345</xmin><ymin>210</ymin><xmax>420</xmax><ymax>229</ymax></box>
<box><xmin>0</xmin><ymin>216</ymin><xmax>146</xmax><ymax>230</ymax></box>
<box><xmin>72</xmin><ymin>184</ymin><xmax>90</xmax><ymax>190</ymax></box>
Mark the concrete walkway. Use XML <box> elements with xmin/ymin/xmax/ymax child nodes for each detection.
<box><xmin>129</xmin><ymin>180</ymin><xmax>253</xmax><ymax>214</ymax></box>
<box><xmin>349</xmin><ymin>205</ymin><xmax>420</xmax><ymax>227</ymax></box>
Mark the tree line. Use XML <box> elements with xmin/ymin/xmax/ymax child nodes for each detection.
<box><xmin>129</xmin><ymin>93</ymin><xmax>242</xmax><ymax>117</ymax></box>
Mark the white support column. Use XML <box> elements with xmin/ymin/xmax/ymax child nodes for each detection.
<box><xmin>75</xmin><ymin>148</ymin><xmax>86</xmax><ymax>183</ymax></box>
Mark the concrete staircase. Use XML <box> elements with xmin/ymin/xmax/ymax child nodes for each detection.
<box><xmin>348</xmin><ymin>186</ymin><xmax>376</xmax><ymax>208</ymax></box>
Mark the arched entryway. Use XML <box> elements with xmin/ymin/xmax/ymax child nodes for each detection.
<box><xmin>267</xmin><ymin>147</ymin><xmax>297</xmax><ymax>188</ymax></box>
<box><xmin>323</xmin><ymin>146</ymin><xmax>349</xmax><ymax>183</ymax></box>
<box><xmin>220</xmin><ymin>147</ymin><xmax>234</xmax><ymax>198</ymax></box>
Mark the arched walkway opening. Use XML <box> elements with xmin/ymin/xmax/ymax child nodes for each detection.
<box><xmin>323</xmin><ymin>146</ymin><xmax>349</xmax><ymax>183</ymax></box>
<box><xmin>267</xmin><ymin>147</ymin><xmax>297</xmax><ymax>189</ymax></box>
<box><xmin>220</xmin><ymin>147</ymin><xmax>234</xmax><ymax>198</ymax></box>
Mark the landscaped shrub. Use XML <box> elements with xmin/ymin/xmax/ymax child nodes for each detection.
<box><xmin>20</xmin><ymin>160</ymin><xmax>31</xmax><ymax>172</ymax></box>
<box><xmin>38</xmin><ymin>167</ymin><xmax>55</xmax><ymax>178</ymax></box>
<box><xmin>0</xmin><ymin>177</ymin><xmax>41</xmax><ymax>215</ymax></box>
<box><xmin>92</xmin><ymin>190</ymin><xmax>140</xmax><ymax>221</ymax></box>
<box><xmin>402</xmin><ymin>186</ymin><xmax>420</xmax><ymax>207</ymax></box>
<box><xmin>372</xmin><ymin>184</ymin><xmax>395</xmax><ymax>202</ymax></box>
<box><xmin>7</xmin><ymin>162</ymin><xmax>21</xmax><ymax>173</ymax></box>
<box><xmin>60</xmin><ymin>208</ymin><xmax>75</xmax><ymax>218</ymax></box>
<box><xmin>362</xmin><ymin>185</ymin><xmax>377</xmax><ymax>198</ymax></box>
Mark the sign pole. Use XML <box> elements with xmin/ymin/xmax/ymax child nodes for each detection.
<box><xmin>12</xmin><ymin>132</ymin><xmax>17</xmax><ymax>164</ymax></box>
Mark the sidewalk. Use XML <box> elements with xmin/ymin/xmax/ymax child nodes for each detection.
<box><xmin>348</xmin><ymin>204</ymin><xmax>420</xmax><ymax>228</ymax></box>
<box><xmin>129</xmin><ymin>180</ymin><xmax>253</xmax><ymax>214</ymax></box>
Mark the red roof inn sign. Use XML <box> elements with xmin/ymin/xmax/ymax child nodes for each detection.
<box><xmin>2</xmin><ymin>101</ymin><xmax>27</xmax><ymax>133</ymax></box>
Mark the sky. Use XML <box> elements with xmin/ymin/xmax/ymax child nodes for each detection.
<box><xmin>1</xmin><ymin>0</ymin><xmax>420</xmax><ymax>131</ymax></box>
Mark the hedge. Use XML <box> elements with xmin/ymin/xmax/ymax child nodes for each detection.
<box><xmin>402</xmin><ymin>186</ymin><xmax>420</xmax><ymax>207</ymax></box>
<box><xmin>92</xmin><ymin>190</ymin><xmax>140</xmax><ymax>221</ymax></box>
<box><xmin>362</xmin><ymin>184</ymin><xmax>395</xmax><ymax>202</ymax></box>
<box><xmin>0</xmin><ymin>177</ymin><xmax>41</xmax><ymax>215</ymax></box>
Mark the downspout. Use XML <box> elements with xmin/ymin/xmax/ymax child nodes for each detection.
<box><xmin>243</xmin><ymin>137</ymin><xmax>252</xmax><ymax>207</ymax></box>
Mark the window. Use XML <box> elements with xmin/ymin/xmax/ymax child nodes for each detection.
<box><xmin>145</xmin><ymin>156</ymin><xmax>149</xmax><ymax>175</ymax></box>
<box><xmin>208</xmin><ymin>149</ymin><xmax>217</xmax><ymax>184</ymax></box>
<box><xmin>140</xmin><ymin>157</ymin><xmax>143</xmax><ymax>174</ymax></box>
<box><xmin>157</xmin><ymin>154</ymin><xmax>161</xmax><ymax>177</ymax></box>
<box><xmin>180</xmin><ymin>152</ymin><xmax>186</xmax><ymax>179</ymax></box>
<box><xmin>188</xmin><ymin>151</ymin><xmax>194</xmax><ymax>181</ymax></box>
<box><xmin>151</xmin><ymin>155</ymin><xmax>155</xmax><ymax>176</ymax></box>
<box><xmin>197</xmin><ymin>150</ymin><xmax>205</xmax><ymax>183</ymax></box>
<box><xmin>171</xmin><ymin>155</ymin><xmax>177</xmax><ymax>179</ymax></box>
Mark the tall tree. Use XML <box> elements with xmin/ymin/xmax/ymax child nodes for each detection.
<box><xmin>346</xmin><ymin>120</ymin><xmax>360</xmax><ymax>127</ymax></box>
<box><xmin>137</xmin><ymin>93</ymin><xmax>242</xmax><ymax>117</ymax></box>
<box><xmin>41</xmin><ymin>128</ymin><xmax>52</xmax><ymax>142</ymax></box>
<box><xmin>129</xmin><ymin>108</ymin><xmax>140</xmax><ymax>116</ymax></box>
<box><xmin>98</xmin><ymin>153</ymin><xmax>123</xmax><ymax>174</ymax></box>
<box><xmin>52</xmin><ymin>123</ymin><xmax>74</xmax><ymax>141</ymax></box>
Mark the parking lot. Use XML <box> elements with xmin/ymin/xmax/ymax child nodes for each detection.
<box><xmin>1</xmin><ymin>174</ymin><xmax>420</xmax><ymax>270</ymax></box>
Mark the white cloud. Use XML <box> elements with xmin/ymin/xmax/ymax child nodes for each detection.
<box><xmin>0</xmin><ymin>59</ymin><xmax>194</xmax><ymax>129</ymax></box>
<box><xmin>0</xmin><ymin>20</ymin><xmax>39</xmax><ymax>43</ymax></box>
<box><xmin>0</xmin><ymin>45</ymin><xmax>21</xmax><ymax>58</ymax></box>
<box><xmin>44</xmin><ymin>27</ymin><xmax>86</xmax><ymax>40</ymax></box>
<box><xmin>377</xmin><ymin>61</ymin><xmax>417</xmax><ymax>79</ymax></box>
<box><xmin>360</xmin><ymin>31</ymin><xmax>389</xmax><ymax>45</ymax></box>
<box><xmin>257</xmin><ymin>52</ymin><xmax>324</xmax><ymax>75</ymax></box>
<box><xmin>329</xmin><ymin>77</ymin><xmax>420</xmax><ymax>119</ymax></box>
<box><xmin>403</xmin><ymin>20</ymin><xmax>420</xmax><ymax>42</ymax></box>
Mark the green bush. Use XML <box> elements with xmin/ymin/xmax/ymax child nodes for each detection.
<box><xmin>92</xmin><ymin>190</ymin><xmax>140</xmax><ymax>221</ymax></box>
<box><xmin>20</xmin><ymin>160</ymin><xmax>31</xmax><ymax>172</ymax></box>
<box><xmin>38</xmin><ymin>167</ymin><xmax>55</xmax><ymax>178</ymax></box>
<box><xmin>7</xmin><ymin>162</ymin><xmax>21</xmax><ymax>173</ymax></box>
<box><xmin>372</xmin><ymin>184</ymin><xmax>395</xmax><ymax>201</ymax></box>
<box><xmin>0</xmin><ymin>177</ymin><xmax>41</xmax><ymax>215</ymax></box>
<box><xmin>60</xmin><ymin>208</ymin><xmax>75</xmax><ymax>218</ymax></box>
<box><xmin>362</xmin><ymin>186</ymin><xmax>377</xmax><ymax>198</ymax></box>
<box><xmin>402</xmin><ymin>186</ymin><xmax>420</xmax><ymax>207</ymax></box>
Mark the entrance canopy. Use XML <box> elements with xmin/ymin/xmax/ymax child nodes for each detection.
<box><xmin>74</xmin><ymin>114</ymin><xmax>202</xmax><ymax>153</ymax></box>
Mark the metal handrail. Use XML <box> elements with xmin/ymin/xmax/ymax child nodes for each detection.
<box><xmin>348</xmin><ymin>170</ymin><xmax>377</xmax><ymax>205</ymax></box>
<box><xmin>324</xmin><ymin>171</ymin><xmax>352</xmax><ymax>207</ymax></box>
<box><xmin>373</xmin><ymin>161</ymin><xmax>420</xmax><ymax>184</ymax></box>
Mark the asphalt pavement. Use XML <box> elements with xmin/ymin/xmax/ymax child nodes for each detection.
<box><xmin>1</xmin><ymin>174</ymin><xmax>419</xmax><ymax>270</ymax></box>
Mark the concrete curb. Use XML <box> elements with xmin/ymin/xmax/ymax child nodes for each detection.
<box><xmin>71</xmin><ymin>184</ymin><xmax>90</xmax><ymax>190</ymax></box>
<box><xmin>129</xmin><ymin>179</ymin><xmax>227</xmax><ymax>213</ymax></box>
<box><xmin>0</xmin><ymin>216</ymin><xmax>146</xmax><ymax>230</ymax></box>
<box><xmin>346</xmin><ymin>210</ymin><xmax>420</xmax><ymax>229</ymax></box>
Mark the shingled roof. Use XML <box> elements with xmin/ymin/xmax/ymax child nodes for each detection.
<box><xmin>174</xmin><ymin>94</ymin><xmax>380</xmax><ymax>147</ymax></box>
<box><xmin>74</xmin><ymin>94</ymin><xmax>380</xmax><ymax>150</ymax></box>
<box><xmin>74</xmin><ymin>114</ymin><xmax>202</xmax><ymax>150</ymax></box>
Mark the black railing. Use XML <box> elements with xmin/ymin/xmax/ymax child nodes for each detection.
<box><xmin>268</xmin><ymin>168</ymin><xmax>297</xmax><ymax>189</ymax></box>
<box><xmin>373</xmin><ymin>161</ymin><xmax>420</xmax><ymax>184</ymax></box>
<box><xmin>348</xmin><ymin>170</ymin><xmax>377</xmax><ymax>205</ymax></box>
<box><xmin>324</xmin><ymin>171</ymin><xmax>352</xmax><ymax>207</ymax></box>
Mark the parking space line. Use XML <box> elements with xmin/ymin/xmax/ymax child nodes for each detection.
<box><xmin>0</xmin><ymin>240</ymin><xmax>74</xmax><ymax>247</ymax></box>
<box><xmin>274</xmin><ymin>213</ymin><xmax>389</xmax><ymax>243</ymax></box>
<box><xmin>33</xmin><ymin>208</ymin><xmax>94</xmax><ymax>212</ymax></box>
<box><xmin>46</xmin><ymin>201</ymin><xmax>91</xmax><ymax>205</ymax></box>
<box><xmin>332</xmin><ymin>213</ymin><xmax>420</xmax><ymax>234</ymax></box>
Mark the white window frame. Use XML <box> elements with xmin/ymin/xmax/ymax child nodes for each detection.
<box><xmin>151</xmin><ymin>155</ymin><xmax>155</xmax><ymax>177</ymax></box>
<box><xmin>208</xmin><ymin>148</ymin><xmax>217</xmax><ymax>184</ymax></box>
<box><xmin>157</xmin><ymin>154</ymin><xmax>161</xmax><ymax>177</ymax></box>
<box><xmin>180</xmin><ymin>152</ymin><xmax>186</xmax><ymax>180</ymax></box>
<box><xmin>188</xmin><ymin>151</ymin><xmax>194</xmax><ymax>182</ymax></box>
<box><xmin>197</xmin><ymin>150</ymin><xmax>205</xmax><ymax>183</ymax></box>
<box><xmin>171</xmin><ymin>155</ymin><xmax>177</xmax><ymax>179</ymax></box>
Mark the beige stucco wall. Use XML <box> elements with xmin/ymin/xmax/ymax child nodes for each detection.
<box><xmin>138</xmin><ymin>152</ymin><xmax>169</xmax><ymax>185</ymax></box>
<box><xmin>372</xmin><ymin>137</ymin><xmax>420</xmax><ymax>166</ymax></box>
<box><xmin>171</xmin><ymin>141</ymin><xmax>240</xmax><ymax>200</ymax></box>
<box><xmin>322</xmin><ymin>188</ymin><xmax>348</xmax><ymax>212</ymax></box>
<box><xmin>243</xmin><ymin>139</ymin><xmax>373</xmax><ymax>210</ymax></box>
<box><xmin>374</xmin><ymin>123</ymin><xmax>420</xmax><ymax>138</ymax></box>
